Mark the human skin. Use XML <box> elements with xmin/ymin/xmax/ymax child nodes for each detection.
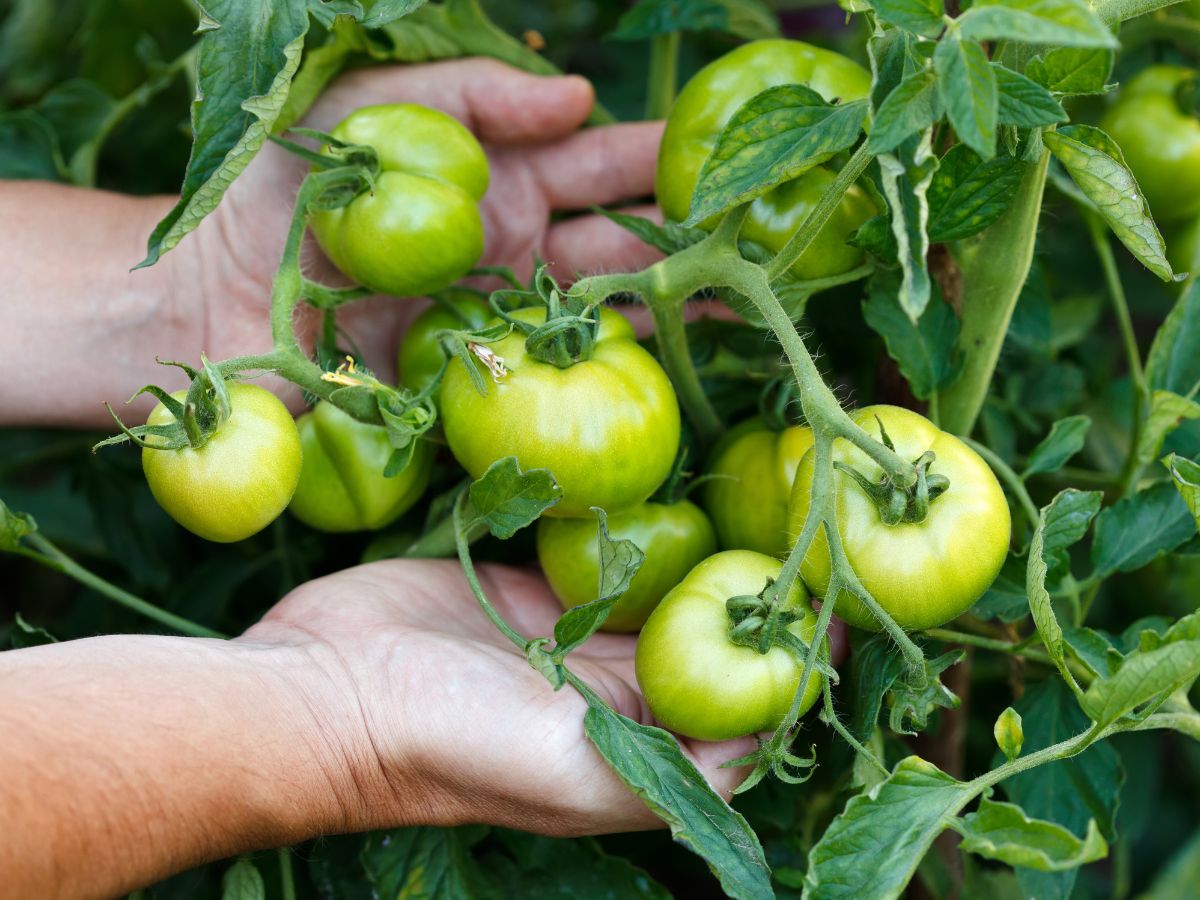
<box><xmin>0</xmin><ymin>58</ymin><xmax>664</xmax><ymax>427</ymax></box>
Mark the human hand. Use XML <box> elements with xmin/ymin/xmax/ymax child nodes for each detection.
<box><xmin>241</xmin><ymin>558</ymin><xmax>768</xmax><ymax>835</ymax></box>
<box><xmin>197</xmin><ymin>59</ymin><xmax>665</xmax><ymax>387</ymax></box>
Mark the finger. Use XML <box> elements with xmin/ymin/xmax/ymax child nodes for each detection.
<box><xmin>543</xmin><ymin>204</ymin><xmax>665</xmax><ymax>278</ymax></box>
<box><xmin>683</xmin><ymin>736</ymin><xmax>760</xmax><ymax>800</ymax></box>
<box><xmin>528</xmin><ymin>121</ymin><xmax>665</xmax><ymax>210</ymax></box>
<box><xmin>309</xmin><ymin>58</ymin><xmax>595</xmax><ymax>145</ymax></box>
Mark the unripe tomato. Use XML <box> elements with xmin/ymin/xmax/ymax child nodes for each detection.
<box><xmin>537</xmin><ymin>500</ymin><xmax>717</xmax><ymax>632</ymax></box>
<box><xmin>396</xmin><ymin>291</ymin><xmax>492</xmax><ymax>394</ymax></box>
<box><xmin>1101</xmin><ymin>66</ymin><xmax>1200</xmax><ymax>225</ymax></box>
<box><xmin>142</xmin><ymin>383</ymin><xmax>301</xmax><ymax>543</ymax></box>
<box><xmin>635</xmin><ymin>550</ymin><xmax>826</xmax><ymax>741</ymax></box>
<box><xmin>311</xmin><ymin>104</ymin><xmax>489</xmax><ymax>297</ymax></box>
<box><xmin>440</xmin><ymin>307</ymin><xmax>681</xmax><ymax>518</ymax></box>
<box><xmin>656</xmin><ymin>39</ymin><xmax>875</xmax><ymax>280</ymax></box>
<box><xmin>289</xmin><ymin>401</ymin><xmax>433</xmax><ymax>533</ymax></box>
<box><xmin>703</xmin><ymin>418</ymin><xmax>814</xmax><ymax>557</ymax></box>
<box><xmin>788</xmin><ymin>405</ymin><xmax>1011</xmax><ymax>631</ymax></box>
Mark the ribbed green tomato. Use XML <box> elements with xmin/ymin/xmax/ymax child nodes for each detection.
<box><xmin>703</xmin><ymin>418</ymin><xmax>814</xmax><ymax>557</ymax></box>
<box><xmin>656</xmin><ymin>39</ymin><xmax>875</xmax><ymax>280</ymax></box>
<box><xmin>635</xmin><ymin>550</ymin><xmax>825</xmax><ymax>741</ymax></box>
<box><xmin>142</xmin><ymin>384</ymin><xmax>301</xmax><ymax>543</ymax></box>
<box><xmin>396</xmin><ymin>291</ymin><xmax>492</xmax><ymax>394</ymax></box>
<box><xmin>788</xmin><ymin>406</ymin><xmax>1011</xmax><ymax>631</ymax></box>
<box><xmin>289</xmin><ymin>401</ymin><xmax>433</xmax><ymax>532</ymax></box>
<box><xmin>1101</xmin><ymin>66</ymin><xmax>1200</xmax><ymax>225</ymax></box>
<box><xmin>537</xmin><ymin>500</ymin><xmax>717</xmax><ymax>632</ymax></box>
<box><xmin>311</xmin><ymin>104</ymin><xmax>489</xmax><ymax>297</ymax></box>
<box><xmin>440</xmin><ymin>306</ymin><xmax>681</xmax><ymax>518</ymax></box>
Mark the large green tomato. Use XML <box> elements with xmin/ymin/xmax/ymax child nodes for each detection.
<box><xmin>703</xmin><ymin>418</ymin><xmax>814</xmax><ymax>557</ymax></box>
<box><xmin>635</xmin><ymin>550</ymin><xmax>825</xmax><ymax>741</ymax></box>
<box><xmin>289</xmin><ymin>401</ymin><xmax>434</xmax><ymax>532</ymax></box>
<box><xmin>143</xmin><ymin>383</ymin><xmax>302</xmax><ymax>543</ymax></box>
<box><xmin>1101</xmin><ymin>66</ymin><xmax>1200</xmax><ymax>225</ymax></box>
<box><xmin>656</xmin><ymin>39</ymin><xmax>875</xmax><ymax>280</ymax></box>
<box><xmin>788</xmin><ymin>405</ymin><xmax>1011</xmax><ymax>631</ymax></box>
<box><xmin>311</xmin><ymin>104</ymin><xmax>489</xmax><ymax>297</ymax></box>
<box><xmin>537</xmin><ymin>500</ymin><xmax>717</xmax><ymax>632</ymax></box>
<box><xmin>396</xmin><ymin>291</ymin><xmax>492</xmax><ymax>394</ymax></box>
<box><xmin>440</xmin><ymin>306</ymin><xmax>681</xmax><ymax>518</ymax></box>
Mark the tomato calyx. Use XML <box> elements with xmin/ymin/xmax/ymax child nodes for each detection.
<box><xmin>272</xmin><ymin>127</ymin><xmax>381</xmax><ymax>206</ymax></box>
<box><xmin>725</xmin><ymin>583</ymin><xmax>837</xmax><ymax>682</ymax></box>
<box><xmin>492</xmin><ymin>266</ymin><xmax>601</xmax><ymax>368</ymax></box>
<box><xmin>836</xmin><ymin>419</ymin><xmax>950</xmax><ymax>525</ymax></box>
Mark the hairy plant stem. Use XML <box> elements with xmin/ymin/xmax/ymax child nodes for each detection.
<box><xmin>17</xmin><ymin>534</ymin><xmax>226</xmax><ymax>639</ymax></box>
<box><xmin>644</xmin><ymin>31</ymin><xmax>680</xmax><ymax>120</ymax></box>
<box><xmin>452</xmin><ymin>493</ymin><xmax>528</xmax><ymax>650</ymax></box>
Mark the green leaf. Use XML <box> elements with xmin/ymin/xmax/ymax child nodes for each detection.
<box><xmin>1043</xmin><ymin>125</ymin><xmax>1176</xmax><ymax>283</ymax></box>
<box><xmin>850</xmin><ymin>213</ymin><xmax>898</xmax><ymax>263</ymax></box>
<box><xmin>879</xmin><ymin>132</ymin><xmax>936</xmax><ymax>321</ymax></box>
<box><xmin>581</xmin><ymin>696</ymin><xmax>772</xmax><ymax>900</ymax></box>
<box><xmin>611</xmin><ymin>0</ymin><xmax>778</xmax><ymax>40</ymax></box>
<box><xmin>862</xmin><ymin>274</ymin><xmax>961</xmax><ymax>399</ymax></box>
<box><xmin>139</xmin><ymin>1</ymin><xmax>309</xmax><ymax>267</ymax></box>
<box><xmin>866</xmin><ymin>0</ymin><xmax>946</xmax><ymax>38</ymax></box>
<box><xmin>1141</xmin><ymin>828</ymin><xmax>1200</xmax><ymax>900</ymax></box>
<box><xmin>934</xmin><ymin>37</ymin><xmax>998</xmax><ymax>161</ymax></box>
<box><xmin>1025</xmin><ymin>47</ymin><xmax>1113</xmax><ymax>95</ymax></box>
<box><xmin>277</xmin><ymin>21</ymin><xmax>370</xmax><ymax>132</ymax></box>
<box><xmin>957</xmin><ymin>0</ymin><xmax>1118</xmax><ymax>48</ymax></box>
<box><xmin>870</xmin><ymin>70</ymin><xmax>943</xmax><ymax>155</ymax></box>
<box><xmin>596</xmin><ymin>208</ymin><xmax>707</xmax><ymax>256</ymax></box>
<box><xmin>1146</xmin><ymin>280</ymin><xmax>1200</xmax><ymax>396</ymax></box>
<box><xmin>927</xmin><ymin>145</ymin><xmax>1025</xmax><ymax>243</ymax></box>
<box><xmin>684</xmin><ymin>86</ymin><xmax>867</xmax><ymax>226</ymax></box>
<box><xmin>888</xmin><ymin>650</ymin><xmax>965</xmax><ymax>734</ymax></box>
<box><xmin>1091</xmin><ymin>481</ymin><xmax>1198</xmax><ymax>577</ymax></box>
<box><xmin>362</xmin><ymin>826</ymin><xmax>490</xmax><ymax>898</ymax></box>
<box><xmin>0</xmin><ymin>110</ymin><xmax>66</xmax><ymax>179</ymax></box>
<box><xmin>221</xmin><ymin>858</ymin><xmax>265</xmax><ymax>900</ymax></box>
<box><xmin>551</xmin><ymin>509</ymin><xmax>645</xmax><ymax>657</ymax></box>
<box><xmin>953</xmin><ymin>798</ymin><xmax>1107</xmax><ymax>872</ymax></box>
<box><xmin>972</xmin><ymin>556</ymin><xmax>1031</xmax><ymax>622</ymax></box>
<box><xmin>361</xmin><ymin>0</ymin><xmax>427</xmax><ymax>28</ymax></box>
<box><xmin>1061</xmin><ymin>625</ymin><xmax>1123</xmax><ymax>677</ymax></box>
<box><xmin>803</xmin><ymin>757</ymin><xmax>973</xmax><ymax>899</ymax></box>
<box><xmin>10</xmin><ymin>613</ymin><xmax>57</xmax><ymax>649</ymax></box>
<box><xmin>994</xmin><ymin>707</ymin><xmax>1024</xmax><ymax>761</ymax></box>
<box><xmin>0</xmin><ymin>497</ymin><xmax>37</xmax><ymax>550</ymax></box>
<box><xmin>848</xmin><ymin>634</ymin><xmax>910</xmax><ymax>742</ymax></box>
<box><xmin>1136</xmin><ymin>391</ymin><xmax>1200</xmax><ymax>469</ymax></box>
<box><xmin>465</xmin><ymin>457</ymin><xmax>562</xmax><ymax>540</ymax></box>
<box><xmin>1082</xmin><ymin>640</ymin><xmax>1200</xmax><ymax>727</ymax></box>
<box><xmin>993</xmin><ymin>65</ymin><xmax>1068</xmax><ymax>127</ymax></box>
<box><xmin>1164</xmin><ymin>454</ymin><xmax>1200</xmax><ymax>533</ymax></box>
<box><xmin>1023</xmin><ymin>415</ymin><xmax>1091</xmax><ymax>478</ymax></box>
<box><xmin>487</xmin><ymin>831</ymin><xmax>670</xmax><ymax>898</ymax></box>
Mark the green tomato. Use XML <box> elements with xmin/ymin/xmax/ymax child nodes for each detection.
<box><xmin>788</xmin><ymin>405</ymin><xmax>1011</xmax><ymax>631</ymax></box>
<box><xmin>396</xmin><ymin>291</ymin><xmax>492</xmax><ymax>394</ymax></box>
<box><xmin>311</xmin><ymin>104</ymin><xmax>489</xmax><ymax>297</ymax></box>
<box><xmin>440</xmin><ymin>306</ymin><xmax>681</xmax><ymax>518</ymax></box>
<box><xmin>143</xmin><ymin>383</ymin><xmax>301</xmax><ymax>543</ymax></box>
<box><xmin>1101</xmin><ymin>66</ymin><xmax>1200</xmax><ymax>225</ymax></box>
<box><xmin>635</xmin><ymin>550</ymin><xmax>825</xmax><ymax>741</ymax></box>
<box><xmin>289</xmin><ymin>401</ymin><xmax>434</xmax><ymax>533</ymax></box>
<box><xmin>656</xmin><ymin>39</ymin><xmax>875</xmax><ymax>280</ymax></box>
<box><xmin>703</xmin><ymin>418</ymin><xmax>815</xmax><ymax>557</ymax></box>
<box><xmin>537</xmin><ymin>500</ymin><xmax>717</xmax><ymax>632</ymax></box>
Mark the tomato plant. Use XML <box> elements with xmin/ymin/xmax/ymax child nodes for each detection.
<box><xmin>395</xmin><ymin>290</ymin><xmax>492</xmax><ymax>393</ymax></box>
<box><xmin>311</xmin><ymin>103</ymin><xmax>489</xmax><ymax>297</ymax></box>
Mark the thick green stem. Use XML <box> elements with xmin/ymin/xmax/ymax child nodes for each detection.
<box><xmin>939</xmin><ymin>152</ymin><xmax>1050</xmax><ymax>436</ymax></box>
<box><xmin>452</xmin><ymin>494</ymin><xmax>528</xmax><ymax>650</ymax></box>
<box><xmin>19</xmin><ymin>534</ymin><xmax>226</xmax><ymax>639</ymax></box>
<box><xmin>650</xmin><ymin>298</ymin><xmax>723</xmax><ymax>444</ymax></box>
<box><xmin>644</xmin><ymin>32</ymin><xmax>680</xmax><ymax>120</ymax></box>
<box><xmin>278</xmin><ymin>848</ymin><xmax>296</xmax><ymax>900</ymax></box>
<box><xmin>766</xmin><ymin>142</ymin><xmax>874</xmax><ymax>283</ymax></box>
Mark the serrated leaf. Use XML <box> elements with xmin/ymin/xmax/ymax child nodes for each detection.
<box><xmin>888</xmin><ymin>650</ymin><xmax>965</xmax><ymax>734</ymax></box>
<box><xmin>849</xmin><ymin>634</ymin><xmax>910</xmax><ymax>741</ymax></box>
<box><xmin>972</xmin><ymin>556</ymin><xmax>1031</xmax><ymax>622</ymax></box>
<box><xmin>1083</xmin><ymin>640</ymin><xmax>1200</xmax><ymax>726</ymax></box>
<box><xmin>958</xmin><ymin>0</ymin><xmax>1118</xmax><ymax>48</ymax></box>
<box><xmin>1136</xmin><ymin>391</ymin><xmax>1200</xmax><ymax>469</ymax></box>
<box><xmin>1146</xmin><ymin>280</ymin><xmax>1200</xmax><ymax>396</ymax></box>
<box><xmin>954</xmin><ymin>798</ymin><xmax>1107</xmax><ymax>872</ymax></box>
<box><xmin>935</xmin><ymin>37</ymin><xmax>998</xmax><ymax>161</ymax></box>
<box><xmin>863</xmin><ymin>274</ymin><xmax>961</xmax><ymax>399</ymax></box>
<box><xmin>878</xmin><ymin>132</ymin><xmax>937</xmax><ymax>320</ymax></box>
<box><xmin>362</xmin><ymin>826</ymin><xmax>489</xmax><ymax>898</ymax></box>
<box><xmin>1025</xmin><ymin>47</ymin><xmax>1113</xmax><ymax>95</ymax></box>
<box><xmin>1164</xmin><ymin>454</ymin><xmax>1200</xmax><ymax>532</ymax></box>
<box><xmin>994</xmin><ymin>64</ymin><xmax>1068</xmax><ymax>127</ymax></box>
<box><xmin>1091</xmin><ymin>481</ymin><xmax>1198</xmax><ymax>577</ymax></box>
<box><xmin>1043</xmin><ymin>125</ymin><xmax>1176</xmax><ymax>283</ymax></box>
<box><xmin>611</xmin><ymin>0</ymin><xmax>778</xmax><ymax>40</ymax></box>
<box><xmin>1061</xmin><ymin>625</ymin><xmax>1122</xmax><ymax>677</ymax></box>
<box><xmin>866</xmin><ymin>0</ymin><xmax>946</xmax><ymax>38</ymax></box>
<box><xmin>221</xmin><ymin>859</ymin><xmax>265</xmax><ymax>900</ymax></box>
<box><xmin>596</xmin><ymin>208</ymin><xmax>707</xmax><ymax>256</ymax></box>
<box><xmin>685</xmin><ymin>86</ymin><xmax>867</xmax><ymax>225</ymax></box>
<box><xmin>1023</xmin><ymin>415</ymin><xmax>1091</xmax><ymax>478</ymax></box>
<box><xmin>465</xmin><ymin>457</ymin><xmax>562</xmax><ymax>539</ymax></box>
<box><xmin>870</xmin><ymin>69</ymin><xmax>943</xmax><ymax>155</ymax></box>
<box><xmin>139</xmin><ymin>1</ymin><xmax>309</xmax><ymax>267</ymax></box>
<box><xmin>927</xmin><ymin>145</ymin><xmax>1025</xmax><ymax>242</ymax></box>
<box><xmin>803</xmin><ymin>757</ymin><xmax>973</xmax><ymax>899</ymax></box>
<box><xmin>582</xmin><ymin>696</ymin><xmax>772</xmax><ymax>900</ymax></box>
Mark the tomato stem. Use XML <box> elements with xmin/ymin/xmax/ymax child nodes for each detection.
<box><xmin>644</xmin><ymin>32</ymin><xmax>680</xmax><ymax>121</ymax></box>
